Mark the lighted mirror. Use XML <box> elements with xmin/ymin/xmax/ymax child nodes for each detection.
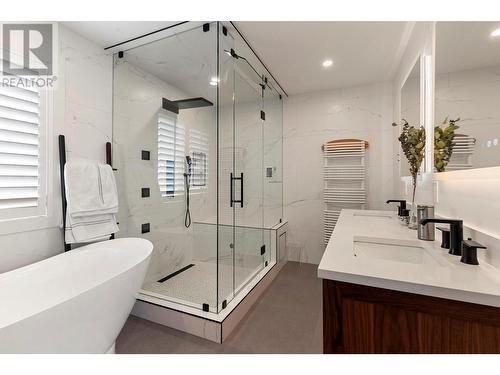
<box><xmin>434</xmin><ymin>22</ymin><xmax>500</xmax><ymax>172</ymax></box>
<box><xmin>399</xmin><ymin>56</ymin><xmax>421</xmax><ymax>177</ymax></box>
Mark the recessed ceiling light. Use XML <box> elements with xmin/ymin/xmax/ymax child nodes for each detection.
<box><xmin>490</xmin><ymin>28</ymin><xmax>500</xmax><ymax>37</ymax></box>
<box><xmin>322</xmin><ymin>59</ymin><xmax>333</xmax><ymax>68</ymax></box>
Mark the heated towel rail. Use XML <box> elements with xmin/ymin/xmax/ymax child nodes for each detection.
<box><xmin>322</xmin><ymin>139</ymin><xmax>368</xmax><ymax>245</ymax></box>
<box><xmin>447</xmin><ymin>133</ymin><xmax>476</xmax><ymax>171</ymax></box>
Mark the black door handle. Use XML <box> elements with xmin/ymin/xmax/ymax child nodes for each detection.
<box><xmin>230</xmin><ymin>172</ymin><xmax>244</xmax><ymax>208</ymax></box>
<box><xmin>239</xmin><ymin>172</ymin><xmax>244</xmax><ymax>208</ymax></box>
<box><xmin>230</xmin><ymin>172</ymin><xmax>233</xmax><ymax>208</ymax></box>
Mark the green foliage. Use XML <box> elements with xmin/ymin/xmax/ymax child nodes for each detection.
<box><xmin>398</xmin><ymin>119</ymin><xmax>426</xmax><ymax>202</ymax></box>
<box><xmin>434</xmin><ymin>117</ymin><xmax>460</xmax><ymax>172</ymax></box>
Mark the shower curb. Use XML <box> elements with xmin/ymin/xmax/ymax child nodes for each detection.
<box><xmin>131</xmin><ymin>259</ymin><xmax>286</xmax><ymax>343</ymax></box>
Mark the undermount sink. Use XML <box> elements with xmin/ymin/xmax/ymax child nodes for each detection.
<box><xmin>353</xmin><ymin>236</ymin><xmax>429</xmax><ymax>264</ymax></box>
<box><xmin>352</xmin><ymin>212</ymin><xmax>393</xmax><ymax>219</ymax></box>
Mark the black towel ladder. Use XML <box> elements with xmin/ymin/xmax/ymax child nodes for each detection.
<box><xmin>58</xmin><ymin>135</ymin><xmax>116</xmax><ymax>251</ymax></box>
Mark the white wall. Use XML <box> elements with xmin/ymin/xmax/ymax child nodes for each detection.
<box><xmin>283</xmin><ymin>82</ymin><xmax>394</xmax><ymax>264</ymax></box>
<box><xmin>0</xmin><ymin>24</ymin><xmax>113</xmax><ymax>273</ymax></box>
<box><xmin>434</xmin><ymin>168</ymin><xmax>500</xmax><ymax>267</ymax></box>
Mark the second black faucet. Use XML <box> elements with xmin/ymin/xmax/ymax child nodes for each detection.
<box><xmin>419</xmin><ymin>218</ymin><xmax>463</xmax><ymax>256</ymax></box>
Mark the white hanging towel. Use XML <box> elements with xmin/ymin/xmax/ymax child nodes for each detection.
<box><xmin>64</xmin><ymin>160</ymin><xmax>119</xmax><ymax>244</ymax></box>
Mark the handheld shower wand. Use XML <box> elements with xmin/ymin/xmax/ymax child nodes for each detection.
<box><xmin>184</xmin><ymin>155</ymin><xmax>192</xmax><ymax>228</ymax></box>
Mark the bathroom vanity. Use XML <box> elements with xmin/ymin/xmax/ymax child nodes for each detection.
<box><xmin>318</xmin><ymin>209</ymin><xmax>500</xmax><ymax>354</ymax></box>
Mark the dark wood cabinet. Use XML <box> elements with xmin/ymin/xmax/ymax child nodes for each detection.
<box><xmin>323</xmin><ymin>279</ymin><xmax>500</xmax><ymax>353</ymax></box>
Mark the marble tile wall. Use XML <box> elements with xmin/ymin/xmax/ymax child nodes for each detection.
<box><xmin>263</xmin><ymin>92</ymin><xmax>284</xmax><ymax>229</ymax></box>
<box><xmin>0</xmin><ymin>23</ymin><xmax>113</xmax><ymax>273</ymax></box>
<box><xmin>283</xmin><ymin>82</ymin><xmax>395</xmax><ymax>264</ymax></box>
<box><xmin>113</xmin><ymin>60</ymin><xmax>218</xmax><ymax>282</ymax></box>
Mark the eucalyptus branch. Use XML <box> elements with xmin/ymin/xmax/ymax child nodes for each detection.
<box><xmin>434</xmin><ymin>117</ymin><xmax>460</xmax><ymax>172</ymax></box>
<box><xmin>398</xmin><ymin>119</ymin><xmax>426</xmax><ymax>203</ymax></box>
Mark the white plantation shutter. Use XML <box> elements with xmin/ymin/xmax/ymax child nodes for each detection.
<box><xmin>0</xmin><ymin>83</ymin><xmax>41</xmax><ymax>211</ymax></box>
<box><xmin>158</xmin><ymin>111</ymin><xmax>185</xmax><ymax>197</ymax></box>
<box><xmin>189</xmin><ymin>128</ymin><xmax>208</xmax><ymax>190</ymax></box>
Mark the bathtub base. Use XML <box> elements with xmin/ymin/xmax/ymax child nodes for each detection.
<box><xmin>131</xmin><ymin>258</ymin><xmax>286</xmax><ymax>343</ymax></box>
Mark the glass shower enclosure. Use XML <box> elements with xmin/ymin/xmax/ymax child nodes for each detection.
<box><xmin>112</xmin><ymin>22</ymin><xmax>283</xmax><ymax>315</ymax></box>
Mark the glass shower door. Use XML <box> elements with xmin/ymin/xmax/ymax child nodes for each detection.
<box><xmin>217</xmin><ymin>25</ymin><xmax>276</xmax><ymax>311</ymax></box>
<box><xmin>232</xmin><ymin>60</ymin><xmax>266</xmax><ymax>296</ymax></box>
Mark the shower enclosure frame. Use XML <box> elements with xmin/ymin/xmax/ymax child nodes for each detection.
<box><xmin>110</xmin><ymin>21</ymin><xmax>286</xmax><ymax>323</ymax></box>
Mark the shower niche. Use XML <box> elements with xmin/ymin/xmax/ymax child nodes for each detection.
<box><xmin>112</xmin><ymin>22</ymin><xmax>286</xmax><ymax>340</ymax></box>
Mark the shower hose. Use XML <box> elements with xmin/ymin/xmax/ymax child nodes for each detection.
<box><xmin>184</xmin><ymin>172</ymin><xmax>191</xmax><ymax>228</ymax></box>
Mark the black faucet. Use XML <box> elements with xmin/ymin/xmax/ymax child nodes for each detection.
<box><xmin>419</xmin><ymin>218</ymin><xmax>463</xmax><ymax>256</ymax></box>
<box><xmin>461</xmin><ymin>239</ymin><xmax>487</xmax><ymax>265</ymax></box>
<box><xmin>386</xmin><ymin>200</ymin><xmax>407</xmax><ymax>216</ymax></box>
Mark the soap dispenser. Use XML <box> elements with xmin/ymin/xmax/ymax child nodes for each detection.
<box><xmin>417</xmin><ymin>205</ymin><xmax>435</xmax><ymax>241</ymax></box>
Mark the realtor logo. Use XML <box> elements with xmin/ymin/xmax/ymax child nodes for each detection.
<box><xmin>2</xmin><ymin>23</ymin><xmax>53</xmax><ymax>75</ymax></box>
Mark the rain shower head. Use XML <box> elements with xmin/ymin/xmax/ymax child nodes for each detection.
<box><xmin>175</xmin><ymin>97</ymin><xmax>213</xmax><ymax>109</ymax></box>
<box><xmin>162</xmin><ymin>97</ymin><xmax>213</xmax><ymax>114</ymax></box>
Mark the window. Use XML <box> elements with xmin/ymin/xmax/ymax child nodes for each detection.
<box><xmin>157</xmin><ymin>111</ymin><xmax>209</xmax><ymax>198</ymax></box>
<box><xmin>0</xmin><ymin>80</ymin><xmax>46</xmax><ymax>220</ymax></box>
<box><xmin>189</xmin><ymin>128</ymin><xmax>209</xmax><ymax>189</ymax></box>
<box><xmin>158</xmin><ymin>111</ymin><xmax>185</xmax><ymax>197</ymax></box>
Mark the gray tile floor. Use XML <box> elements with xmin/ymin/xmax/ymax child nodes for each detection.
<box><xmin>116</xmin><ymin>261</ymin><xmax>323</xmax><ymax>354</ymax></box>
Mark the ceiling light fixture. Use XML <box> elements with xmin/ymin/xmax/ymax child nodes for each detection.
<box><xmin>490</xmin><ymin>28</ymin><xmax>500</xmax><ymax>37</ymax></box>
<box><xmin>322</xmin><ymin>59</ymin><xmax>333</xmax><ymax>68</ymax></box>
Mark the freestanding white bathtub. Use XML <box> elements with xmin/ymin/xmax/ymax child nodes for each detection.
<box><xmin>0</xmin><ymin>238</ymin><xmax>152</xmax><ymax>353</ymax></box>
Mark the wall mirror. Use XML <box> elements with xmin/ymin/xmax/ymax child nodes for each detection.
<box><xmin>399</xmin><ymin>56</ymin><xmax>421</xmax><ymax>177</ymax></box>
<box><xmin>434</xmin><ymin>22</ymin><xmax>500</xmax><ymax>172</ymax></box>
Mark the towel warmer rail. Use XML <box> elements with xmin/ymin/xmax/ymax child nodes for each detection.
<box><xmin>447</xmin><ymin>133</ymin><xmax>476</xmax><ymax>171</ymax></box>
<box><xmin>322</xmin><ymin>139</ymin><xmax>368</xmax><ymax>246</ymax></box>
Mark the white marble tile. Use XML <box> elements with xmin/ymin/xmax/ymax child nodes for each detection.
<box><xmin>283</xmin><ymin>82</ymin><xmax>395</xmax><ymax>264</ymax></box>
<box><xmin>113</xmin><ymin>60</ymin><xmax>218</xmax><ymax>280</ymax></box>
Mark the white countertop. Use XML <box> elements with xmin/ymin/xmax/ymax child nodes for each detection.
<box><xmin>318</xmin><ymin>209</ymin><xmax>500</xmax><ymax>308</ymax></box>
